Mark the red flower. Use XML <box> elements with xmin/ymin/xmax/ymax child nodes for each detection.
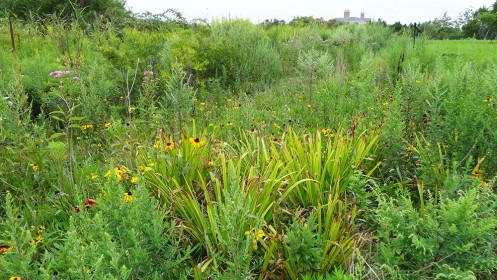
<box><xmin>0</xmin><ymin>244</ymin><xmax>13</xmax><ymax>253</ymax></box>
<box><xmin>83</xmin><ymin>198</ymin><xmax>96</xmax><ymax>210</ymax></box>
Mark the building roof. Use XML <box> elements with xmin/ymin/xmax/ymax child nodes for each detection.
<box><xmin>335</xmin><ymin>17</ymin><xmax>371</xmax><ymax>23</ymax></box>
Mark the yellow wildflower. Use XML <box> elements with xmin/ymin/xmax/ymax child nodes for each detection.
<box><xmin>189</xmin><ymin>137</ymin><xmax>205</xmax><ymax>148</ymax></box>
<box><xmin>164</xmin><ymin>141</ymin><xmax>174</xmax><ymax>150</ymax></box>
<box><xmin>124</xmin><ymin>192</ymin><xmax>133</xmax><ymax>202</ymax></box>
<box><xmin>37</xmin><ymin>225</ymin><xmax>45</xmax><ymax>234</ymax></box>
<box><xmin>130</xmin><ymin>176</ymin><xmax>139</xmax><ymax>183</ymax></box>
<box><xmin>35</xmin><ymin>235</ymin><xmax>43</xmax><ymax>243</ymax></box>
<box><xmin>81</xmin><ymin>124</ymin><xmax>93</xmax><ymax>130</ymax></box>
<box><xmin>30</xmin><ymin>163</ymin><xmax>39</xmax><ymax>171</ymax></box>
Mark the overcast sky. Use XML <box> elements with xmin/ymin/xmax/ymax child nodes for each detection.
<box><xmin>125</xmin><ymin>0</ymin><xmax>495</xmax><ymax>24</ymax></box>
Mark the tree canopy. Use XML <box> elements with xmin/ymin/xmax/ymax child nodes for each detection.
<box><xmin>0</xmin><ymin>0</ymin><xmax>129</xmax><ymax>21</ymax></box>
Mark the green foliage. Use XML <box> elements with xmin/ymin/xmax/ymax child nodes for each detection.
<box><xmin>203</xmin><ymin>19</ymin><xmax>282</xmax><ymax>93</ymax></box>
<box><xmin>284</xmin><ymin>213</ymin><xmax>324</xmax><ymax>275</ymax></box>
<box><xmin>0</xmin><ymin>182</ymin><xmax>192</xmax><ymax>278</ymax></box>
<box><xmin>373</xmin><ymin>182</ymin><xmax>497</xmax><ymax>278</ymax></box>
<box><xmin>296</xmin><ymin>48</ymin><xmax>333</xmax><ymax>97</ymax></box>
<box><xmin>3</xmin><ymin>11</ymin><xmax>497</xmax><ymax>279</ymax></box>
<box><xmin>0</xmin><ymin>0</ymin><xmax>129</xmax><ymax>22</ymax></box>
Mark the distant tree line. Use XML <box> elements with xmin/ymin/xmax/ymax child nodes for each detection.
<box><xmin>390</xmin><ymin>1</ymin><xmax>497</xmax><ymax>40</ymax></box>
<box><xmin>0</xmin><ymin>0</ymin><xmax>129</xmax><ymax>22</ymax></box>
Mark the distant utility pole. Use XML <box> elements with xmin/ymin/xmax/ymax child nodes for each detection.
<box><xmin>413</xmin><ymin>22</ymin><xmax>418</xmax><ymax>48</ymax></box>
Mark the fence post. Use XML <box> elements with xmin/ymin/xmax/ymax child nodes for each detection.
<box><xmin>413</xmin><ymin>23</ymin><xmax>417</xmax><ymax>48</ymax></box>
<box><xmin>9</xmin><ymin>13</ymin><xmax>16</xmax><ymax>53</ymax></box>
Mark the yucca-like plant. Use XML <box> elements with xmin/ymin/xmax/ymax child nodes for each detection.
<box><xmin>281</xmin><ymin>127</ymin><xmax>379</xmax><ymax>207</ymax></box>
<box><xmin>279</xmin><ymin>127</ymin><xmax>378</xmax><ymax>273</ymax></box>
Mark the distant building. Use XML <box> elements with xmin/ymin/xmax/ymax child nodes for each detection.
<box><xmin>335</xmin><ymin>10</ymin><xmax>371</xmax><ymax>23</ymax></box>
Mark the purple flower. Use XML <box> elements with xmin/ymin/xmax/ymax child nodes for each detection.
<box><xmin>49</xmin><ymin>70</ymin><xmax>71</xmax><ymax>78</ymax></box>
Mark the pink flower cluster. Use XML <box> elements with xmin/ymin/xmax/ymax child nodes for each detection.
<box><xmin>143</xmin><ymin>70</ymin><xmax>159</xmax><ymax>82</ymax></box>
<box><xmin>49</xmin><ymin>70</ymin><xmax>70</xmax><ymax>78</ymax></box>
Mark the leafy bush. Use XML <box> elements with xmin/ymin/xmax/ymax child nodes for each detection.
<box><xmin>372</xmin><ymin>181</ymin><xmax>497</xmax><ymax>278</ymax></box>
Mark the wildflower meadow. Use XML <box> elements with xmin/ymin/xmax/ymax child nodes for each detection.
<box><xmin>2</xmin><ymin>6</ymin><xmax>497</xmax><ymax>280</ymax></box>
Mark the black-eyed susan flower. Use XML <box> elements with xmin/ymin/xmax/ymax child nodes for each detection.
<box><xmin>114</xmin><ymin>167</ymin><xmax>125</xmax><ymax>181</ymax></box>
<box><xmin>226</xmin><ymin>121</ymin><xmax>233</xmax><ymax>126</ymax></box>
<box><xmin>124</xmin><ymin>192</ymin><xmax>133</xmax><ymax>202</ymax></box>
<box><xmin>484</xmin><ymin>97</ymin><xmax>493</xmax><ymax>103</ymax></box>
<box><xmin>72</xmin><ymin>206</ymin><xmax>80</xmax><ymax>213</ymax></box>
<box><xmin>130</xmin><ymin>176</ymin><xmax>139</xmax><ymax>183</ymax></box>
<box><xmin>30</xmin><ymin>163</ymin><xmax>39</xmax><ymax>171</ymax></box>
<box><xmin>35</xmin><ymin>235</ymin><xmax>43</xmax><ymax>243</ymax></box>
<box><xmin>104</xmin><ymin>122</ymin><xmax>111</xmax><ymax>127</ymax></box>
<box><xmin>37</xmin><ymin>225</ymin><xmax>45</xmax><ymax>234</ymax></box>
<box><xmin>164</xmin><ymin>141</ymin><xmax>174</xmax><ymax>150</ymax></box>
<box><xmin>9</xmin><ymin>276</ymin><xmax>22</xmax><ymax>280</ymax></box>
<box><xmin>189</xmin><ymin>137</ymin><xmax>205</xmax><ymax>148</ymax></box>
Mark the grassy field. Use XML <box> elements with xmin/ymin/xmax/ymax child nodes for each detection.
<box><xmin>426</xmin><ymin>38</ymin><xmax>497</xmax><ymax>64</ymax></box>
<box><xmin>1</xmin><ymin>19</ymin><xmax>497</xmax><ymax>279</ymax></box>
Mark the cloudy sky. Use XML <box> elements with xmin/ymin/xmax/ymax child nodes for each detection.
<box><xmin>125</xmin><ymin>0</ymin><xmax>494</xmax><ymax>24</ymax></box>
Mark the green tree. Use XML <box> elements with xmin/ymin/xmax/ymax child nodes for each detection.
<box><xmin>477</xmin><ymin>11</ymin><xmax>497</xmax><ymax>39</ymax></box>
<box><xmin>0</xmin><ymin>0</ymin><xmax>129</xmax><ymax>21</ymax></box>
<box><xmin>461</xmin><ymin>4</ymin><xmax>497</xmax><ymax>39</ymax></box>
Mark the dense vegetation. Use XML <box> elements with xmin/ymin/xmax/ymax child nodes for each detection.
<box><xmin>1</xmin><ymin>4</ymin><xmax>497</xmax><ymax>279</ymax></box>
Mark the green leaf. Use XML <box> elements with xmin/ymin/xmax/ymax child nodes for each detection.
<box><xmin>47</xmin><ymin>133</ymin><xmax>66</xmax><ymax>141</ymax></box>
<box><xmin>69</xmin><ymin>116</ymin><xmax>86</xmax><ymax>122</ymax></box>
<box><xmin>50</xmin><ymin>115</ymin><xmax>65</xmax><ymax>122</ymax></box>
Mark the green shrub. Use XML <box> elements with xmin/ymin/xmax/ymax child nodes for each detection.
<box><xmin>372</xmin><ymin>181</ymin><xmax>497</xmax><ymax>278</ymax></box>
<box><xmin>0</xmin><ymin>181</ymin><xmax>192</xmax><ymax>278</ymax></box>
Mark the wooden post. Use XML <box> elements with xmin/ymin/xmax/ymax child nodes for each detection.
<box><xmin>9</xmin><ymin>13</ymin><xmax>16</xmax><ymax>53</ymax></box>
<box><xmin>413</xmin><ymin>23</ymin><xmax>417</xmax><ymax>48</ymax></box>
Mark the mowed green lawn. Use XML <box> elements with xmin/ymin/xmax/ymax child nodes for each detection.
<box><xmin>426</xmin><ymin>39</ymin><xmax>497</xmax><ymax>65</ymax></box>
